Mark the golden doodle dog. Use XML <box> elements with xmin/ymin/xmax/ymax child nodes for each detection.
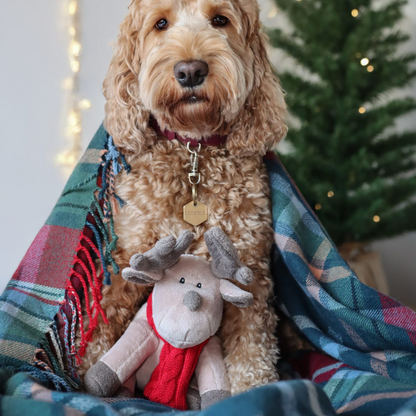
<box><xmin>80</xmin><ymin>0</ymin><xmax>288</xmax><ymax>395</ymax></box>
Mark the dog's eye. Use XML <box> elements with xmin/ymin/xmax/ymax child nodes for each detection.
<box><xmin>212</xmin><ymin>15</ymin><xmax>229</xmax><ymax>28</ymax></box>
<box><xmin>180</xmin><ymin>277</ymin><xmax>185</xmax><ymax>284</ymax></box>
<box><xmin>155</xmin><ymin>19</ymin><xmax>168</xmax><ymax>30</ymax></box>
<box><xmin>196</xmin><ymin>283</ymin><xmax>202</xmax><ymax>288</ymax></box>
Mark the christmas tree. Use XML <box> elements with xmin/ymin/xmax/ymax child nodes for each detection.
<box><xmin>268</xmin><ymin>0</ymin><xmax>416</xmax><ymax>246</ymax></box>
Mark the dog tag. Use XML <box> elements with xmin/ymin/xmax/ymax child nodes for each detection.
<box><xmin>183</xmin><ymin>201</ymin><xmax>208</xmax><ymax>226</ymax></box>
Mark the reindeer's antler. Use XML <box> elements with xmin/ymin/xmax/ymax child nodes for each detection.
<box><xmin>122</xmin><ymin>230</ymin><xmax>194</xmax><ymax>284</ymax></box>
<box><xmin>204</xmin><ymin>227</ymin><xmax>253</xmax><ymax>285</ymax></box>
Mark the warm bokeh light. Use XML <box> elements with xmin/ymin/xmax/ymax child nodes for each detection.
<box><xmin>359</xmin><ymin>107</ymin><xmax>366</xmax><ymax>114</ymax></box>
<box><xmin>79</xmin><ymin>99</ymin><xmax>92</xmax><ymax>110</ymax></box>
<box><xmin>373</xmin><ymin>215</ymin><xmax>381</xmax><ymax>223</ymax></box>
<box><xmin>68</xmin><ymin>1</ymin><xmax>77</xmax><ymax>15</ymax></box>
<box><xmin>315</xmin><ymin>203</ymin><xmax>322</xmax><ymax>210</ymax></box>
<box><xmin>351</xmin><ymin>9</ymin><xmax>359</xmax><ymax>17</ymax></box>
<box><xmin>360</xmin><ymin>58</ymin><xmax>369</xmax><ymax>66</ymax></box>
<box><xmin>70</xmin><ymin>60</ymin><xmax>80</xmax><ymax>73</ymax></box>
<box><xmin>268</xmin><ymin>6</ymin><xmax>278</xmax><ymax>18</ymax></box>
<box><xmin>367</xmin><ymin>65</ymin><xmax>374</xmax><ymax>72</ymax></box>
<box><xmin>327</xmin><ymin>191</ymin><xmax>334</xmax><ymax>198</ymax></box>
<box><xmin>70</xmin><ymin>40</ymin><xmax>81</xmax><ymax>56</ymax></box>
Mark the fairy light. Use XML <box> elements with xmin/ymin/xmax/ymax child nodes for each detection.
<box><xmin>57</xmin><ymin>0</ymin><xmax>91</xmax><ymax>177</ymax></box>
<box><xmin>315</xmin><ymin>203</ymin><xmax>322</xmax><ymax>210</ymax></box>
<box><xmin>367</xmin><ymin>65</ymin><xmax>374</xmax><ymax>72</ymax></box>
<box><xmin>68</xmin><ymin>0</ymin><xmax>77</xmax><ymax>15</ymax></box>
<box><xmin>327</xmin><ymin>191</ymin><xmax>334</xmax><ymax>198</ymax></box>
<box><xmin>79</xmin><ymin>99</ymin><xmax>92</xmax><ymax>110</ymax></box>
<box><xmin>359</xmin><ymin>107</ymin><xmax>366</xmax><ymax>114</ymax></box>
<box><xmin>351</xmin><ymin>9</ymin><xmax>359</xmax><ymax>17</ymax></box>
<box><xmin>373</xmin><ymin>215</ymin><xmax>381</xmax><ymax>223</ymax></box>
<box><xmin>360</xmin><ymin>58</ymin><xmax>369</xmax><ymax>66</ymax></box>
<box><xmin>268</xmin><ymin>6</ymin><xmax>278</xmax><ymax>18</ymax></box>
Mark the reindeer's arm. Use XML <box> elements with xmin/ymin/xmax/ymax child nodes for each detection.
<box><xmin>84</xmin><ymin>303</ymin><xmax>158</xmax><ymax>397</ymax></box>
<box><xmin>195</xmin><ymin>336</ymin><xmax>231</xmax><ymax>409</ymax></box>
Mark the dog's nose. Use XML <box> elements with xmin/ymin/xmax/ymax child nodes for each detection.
<box><xmin>183</xmin><ymin>290</ymin><xmax>202</xmax><ymax>312</ymax></box>
<box><xmin>174</xmin><ymin>60</ymin><xmax>209</xmax><ymax>88</ymax></box>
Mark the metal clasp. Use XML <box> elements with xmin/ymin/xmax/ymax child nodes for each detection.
<box><xmin>186</xmin><ymin>142</ymin><xmax>202</xmax><ymax>206</ymax></box>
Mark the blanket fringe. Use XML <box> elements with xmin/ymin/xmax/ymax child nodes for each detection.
<box><xmin>53</xmin><ymin>135</ymin><xmax>130</xmax><ymax>386</ymax></box>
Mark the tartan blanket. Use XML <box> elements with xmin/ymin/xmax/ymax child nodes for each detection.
<box><xmin>1</xmin><ymin>124</ymin><xmax>416</xmax><ymax>415</ymax></box>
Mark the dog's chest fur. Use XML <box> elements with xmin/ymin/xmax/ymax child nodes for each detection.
<box><xmin>112</xmin><ymin>137</ymin><xmax>274</xmax><ymax>270</ymax></box>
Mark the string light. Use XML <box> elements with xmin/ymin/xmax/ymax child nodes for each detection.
<box><xmin>367</xmin><ymin>65</ymin><xmax>374</xmax><ymax>72</ymax></box>
<box><xmin>327</xmin><ymin>191</ymin><xmax>334</xmax><ymax>198</ymax></box>
<box><xmin>360</xmin><ymin>58</ymin><xmax>369</xmax><ymax>66</ymax></box>
<box><xmin>359</xmin><ymin>107</ymin><xmax>366</xmax><ymax>114</ymax></box>
<box><xmin>373</xmin><ymin>215</ymin><xmax>381</xmax><ymax>223</ymax></box>
<box><xmin>268</xmin><ymin>6</ymin><xmax>278</xmax><ymax>18</ymax></box>
<box><xmin>315</xmin><ymin>203</ymin><xmax>322</xmax><ymax>210</ymax></box>
<box><xmin>68</xmin><ymin>0</ymin><xmax>77</xmax><ymax>15</ymax></box>
<box><xmin>57</xmin><ymin>0</ymin><xmax>91</xmax><ymax>177</ymax></box>
<box><xmin>79</xmin><ymin>99</ymin><xmax>92</xmax><ymax>110</ymax></box>
<box><xmin>351</xmin><ymin>9</ymin><xmax>359</xmax><ymax>17</ymax></box>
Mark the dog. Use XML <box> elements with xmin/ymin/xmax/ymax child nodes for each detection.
<box><xmin>79</xmin><ymin>0</ymin><xmax>288</xmax><ymax>395</ymax></box>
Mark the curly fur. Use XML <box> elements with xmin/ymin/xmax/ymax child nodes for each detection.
<box><xmin>79</xmin><ymin>0</ymin><xmax>288</xmax><ymax>395</ymax></box>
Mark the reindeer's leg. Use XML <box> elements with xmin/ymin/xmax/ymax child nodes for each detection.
<box><xmin>195</xmin><ymin>336</ymin><xmax>231</xmax><ymax>409</ymax></box>
<box><xmin>114</xmin><ymin>372</ymin><xmax>137</xmax><ymax>398</ymax></box>
<box><xmin>78</xmin><ymin>274</ymin><xmax>151</xmax><ymax>378</ymax></box>
<box><xmin>220</xmin><ymin>261</ymin><xmax>279</xmax><ymax>394</ymax></box>
<box><xmin>84</xmin><ymin>307</ymin><xmax>158</xmax><ymax>397</ymax></box>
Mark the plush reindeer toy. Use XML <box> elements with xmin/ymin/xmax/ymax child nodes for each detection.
<box><xmin>84</xmin><ymin>227</ymin><xmax>254</xmax><ymax>410</ymax></box>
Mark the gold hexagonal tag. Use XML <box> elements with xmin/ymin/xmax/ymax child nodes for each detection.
<box><xmin>183</xmin><ymin>201</ymin><xmax>208</xmax><ymax>226</ymax></box>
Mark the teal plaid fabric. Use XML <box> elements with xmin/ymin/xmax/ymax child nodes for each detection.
<box><xmin>0</xmin><ymin>125</ymin><xmax>416</xmax><ymax>415</ymax></box>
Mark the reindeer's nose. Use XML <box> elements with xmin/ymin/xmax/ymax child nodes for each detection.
<box><xmin>174</xmin><ymin>60</ymin><xmax>209</xmax><ymax>88</ymax></box>
<box><xmin>183</xmin><ymin>290</ymin><xmax>202</xmax><ymax>312</ymax></box>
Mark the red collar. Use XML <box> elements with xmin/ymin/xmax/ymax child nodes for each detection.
<box><xmin>149</xmin><ymin>119</ymin><xmax>227</xmax><ymax>147</ymax></box>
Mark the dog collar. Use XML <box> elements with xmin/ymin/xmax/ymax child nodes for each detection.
<box><xmin>149</xmin><ymin>119</ymin><xmax>227</xmax><ymax>147</ymax></box>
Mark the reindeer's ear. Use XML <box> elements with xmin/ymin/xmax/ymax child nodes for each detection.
<box><xmin>122</xmin><ymin>267</ymin><xmax>163</xmax><ymax>285</ymax></box>
<box><xmin>219</xmin><ymin>280</ymin><xmax>253</xmax><ymax>308</ymax></box>
<box><xmin>226</xmin><ymin>2</ymin><xmax>288</xmax><ymax>157</ymax></box>
<box><xmin>103</xmin><ymin>0</ymin><xmax>155</xmax><ymax>154</ymax></box>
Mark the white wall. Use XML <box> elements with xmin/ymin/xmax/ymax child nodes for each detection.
<box><xmin>0</xmin><ymin>0</ymin><xmax>130</xmax><ymax>294</ymax></box>
<box><xmin>1</xmin><ymin>0</ymin><xmax>415</xmax><ymax>305</ymax></box>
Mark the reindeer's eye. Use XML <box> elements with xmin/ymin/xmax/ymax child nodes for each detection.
<box><xmin>155</xmin><ymin>19</ymin><xmax>168</xmax><ymax>30</ymax></box>
<box><xmin>196</xmin><ymin>283</ymin><xmax>202</xmax><ymax>288</ymax></box>
<box><xmin>212</xmin><ymin>15</ymin><xmax>229</xmax><ymax>28</ymax></box>
<box><xmin>179</xmin><ymin>278</ymin><xmax>185</xmax><ymax>284</ymax></box>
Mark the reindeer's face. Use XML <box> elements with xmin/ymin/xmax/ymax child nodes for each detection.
<box><xmin>122</xmin><ymin>228</ymin><xmax>254</xmax><ymax>348</ymax></box>
<box><xmin>152</xmin><ymin>256</ymin><xmax>224</xmax><ymax>348</ymax></box>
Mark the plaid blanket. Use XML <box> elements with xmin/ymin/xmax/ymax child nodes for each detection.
<box><xmin>1</xmin><ymin>124</ymin><xmax>416</xmax><ymax>415</ymax></box>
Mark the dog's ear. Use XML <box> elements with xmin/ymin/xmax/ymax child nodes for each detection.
<box><xmin>103</xmin><ymin>1</ymin><xmax>154</xmax><ymax>154</ymax></box>
<box><xmin>226</xmin><ymin>1</ymin><xmax>288</xmax><ymax>157</ymax></box>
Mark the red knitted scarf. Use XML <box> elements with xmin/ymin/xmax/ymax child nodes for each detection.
<box><xmin>144</xmin><ymin>293</ymin><xmax>208</xmax><ymax>410</ymax></box>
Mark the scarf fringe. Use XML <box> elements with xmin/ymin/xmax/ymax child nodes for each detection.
<box><xmin>53</xmin><ymin>136</ymin><xmax>130</xmax><ymax>387</ymax></box>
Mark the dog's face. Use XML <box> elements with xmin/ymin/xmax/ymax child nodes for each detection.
<box><xmin>136</xmin><ymin>0</ymin><xmax>253</xmax><ymax>138</ymax></box>
<box><xmin>105</xmin><ymin>0</ymin><xmax>287</xmax><ymax>155</ymax></box>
